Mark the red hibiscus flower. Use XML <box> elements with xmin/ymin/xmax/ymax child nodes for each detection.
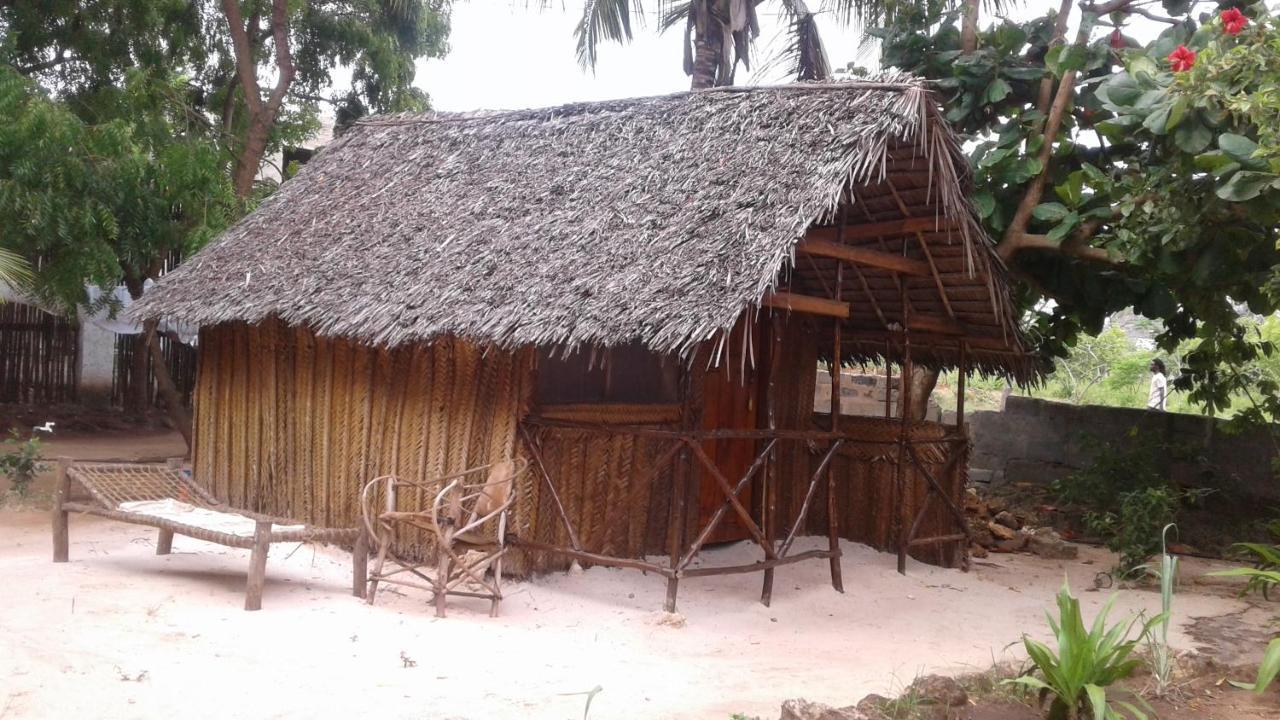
<box><xmin>1168</xmin><ymin>44</ymin><xmax>1196</xmax><ymax>72</ymax></box>
<box><xmin>1221</xmin><ymin>8</ymin><xmax>1248</xmax><ymax>35</ymax></box>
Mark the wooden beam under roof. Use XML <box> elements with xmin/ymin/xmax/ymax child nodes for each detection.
<box><xmin>761</xmin><ymin>291</ymin><xmax>849</xmax><ymax>318</ymax></box>
<box><xmin>796</xmin><ymin>237</ymin><xmax>932</xmax><ymax>277</ymax></box>
<box><xmin>807</xmin><ymin>216</ymin><xmax>962</xmax><ymax>242</ymax></box>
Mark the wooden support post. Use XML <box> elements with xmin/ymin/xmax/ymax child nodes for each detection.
<box><xmin>761</xmin><ymin>315</ymin><xmax>783</xmax><ymax>607</ymax></box>
<box><xmin>665</xmin><ymin>447</ymin><xmax>689</xmax><ymax>613</ymax></box>
<box><xmin>244</xmin><ymin>519</ymin><xmax>271</xmax><ymax>611</ymax></box>
<box><xmin>956</xmin><ymin>343</ymin><xmax>968</xmax><ymax>429</ymax></box>
<box><xmin>895</xmin><ymin>307</ymin><xmax>913</xmax><ymax>576</ymax></box>
<box><xmin>156</xmin><ymin>529</ymin><xmax>174</xmax><ymax>555</ymax></box>
<box><xmin>827</xmin><ymin>260</ymin><xmax>845</xmax><ymax>594</ymax></box>
<box><xmin>52</xmin><ymin>457</ymin><xmax>71</xmax><ymax>563</ymax></box>
<box><xmin>352</xmin><ymin>527</ymin><xmax>369</xmax><ymax>599</ymax></box>
<box><xmin>884</xmin><ymin>352</ymin><xmax>893</xmax><ymax>419</ymax></box>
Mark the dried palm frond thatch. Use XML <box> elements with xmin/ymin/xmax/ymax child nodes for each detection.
<box><xmin>137</xmin><ymin>73</ymin><xmax>1036</xmax><ymax>381</ymax></box>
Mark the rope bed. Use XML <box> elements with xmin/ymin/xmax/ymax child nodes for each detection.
<box><xmin>52</xmin><ymin>460</ymin><xmax>368</xmax><ymax>611</ymax></box>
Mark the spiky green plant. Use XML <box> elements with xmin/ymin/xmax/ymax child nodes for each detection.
<box><xmin>1143</xmin><ymin>524</ymin><xmax>1178</xmax><ymax>697</ymax></box>
<box><xmin>1006</xmin><ymin>581</ymin><xmax>1159</xmax><ymax>720</ymax></box>
<box><xmin>1207</xmin><ymin>564</ymin><xmax>1280</xmax><ymax>693</ymax></box>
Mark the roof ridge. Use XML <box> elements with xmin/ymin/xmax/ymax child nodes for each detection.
<box><xmin>357</xmin><ymin>78</ymin><xmax>924</xmax><ymax>129</ymax></box>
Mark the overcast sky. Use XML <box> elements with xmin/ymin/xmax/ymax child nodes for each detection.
<box><xmin>414</xmin><ymin>3</ymin><xmax>1170</xmax><ymax>112</ymax></box>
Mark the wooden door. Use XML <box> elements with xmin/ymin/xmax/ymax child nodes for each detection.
<box><xmin>696</xmin><ymin>319</ymin><xmax>761</xmax><ymax>544</ymax></box>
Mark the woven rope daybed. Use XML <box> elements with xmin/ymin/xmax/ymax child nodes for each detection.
<box><xmin>51</xmin><ymin>460</ymin><xmax>368</xmax><ymax>611</ymax></box>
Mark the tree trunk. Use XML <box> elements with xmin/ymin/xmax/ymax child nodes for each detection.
<box><xmin>125</xmin><ymin>333</ymin><xmax>150</xmax><ymax>415</ymax></box>
<box><xmin>898</xmin><ymin>367</ymin><xmax>940</xmax><ymax>421</ymax></box>
<box><xmin>144</xmin><ymin>320</ymin><xmax>193</xmax><ymax>451</ymax></box>
<box><xmin>960</xmin><ymin>0</ymin><xmax>980</xmax><ymax>53</ymax></box>
<box><xmin>122</xmin><ymin>276</ymin><xmax>150</xmax><ymax>416</ymax></box>
<box><xmin>690</xmin><ymin>19</ymin><xmax>723</xmax><ymax>90</ymax></box>
<box><xmin>232</xmin><ymin>117</ymin><xmax>271</xmax><ymax>198</ymax></box>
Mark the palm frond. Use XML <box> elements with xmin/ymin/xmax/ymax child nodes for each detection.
<box><xmin>825</xmin><ymin>0</ymin><xmax>1022</xmax><ymax>31</ymax></box>
<box><xmin>574</xmin><ymin>0</ymin><xmax>644</xmax><ymax>71</ymax></box>
<box><xmin>0</xmin><ymin>248</ymin><xmax>34</xmax><ymax>295</ymax></box>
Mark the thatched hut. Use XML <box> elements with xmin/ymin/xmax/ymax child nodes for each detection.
<box><xmin>138</xmin><ymin>74</ymin><xmax>1037</xmax><ymax>611</ymax></box>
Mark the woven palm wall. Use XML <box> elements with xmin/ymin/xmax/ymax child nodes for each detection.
<box><xmin>192</xmin><ymin>320</ymin><xmax>537</xmax><ymax>563</ymax></box>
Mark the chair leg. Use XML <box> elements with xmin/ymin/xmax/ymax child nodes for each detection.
<box><xmin>244</xmin><ymin>520</ymin><xmax>271</xmax><ymax>611</ymax></box>
<box><xmin>352</xmin><ymin>529</ymin><xmax>369</xmax><ymax>599</ymax></box>
<box><xmin>490</xmin><ymin>550</ymin><xmax>503</xmax><ymax>618</ymax></box>
<box><xmin>434</xmin><ymin>546</ymin><xmax>450</xmax><ymax>618</ymax></box>
<box><xmin>156</xmin><ymin>529</ymin><xmax>174</xmax><ymax>555</ymax></box>
<box><xmin>367</xmin><ymin>525</ymin><xmax>392</xmax><ymax>605</ymax></box>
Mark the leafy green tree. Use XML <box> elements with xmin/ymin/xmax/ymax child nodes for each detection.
<box><xmin>3</xmin><ymin>0</ymin><xmax>451</xmax><ymax>197</ymax></box>
<box><xmin>868</xmin><ymin>1</ymin><xmax>1280</xmax><ymax>408</ymax></box>
<box><xmin>0</xmin><ymin>67</ymin><xmax>238</xmax><ymax>439</ymax></box>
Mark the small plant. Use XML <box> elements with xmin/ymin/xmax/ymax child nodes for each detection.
<box><xmin>1007</xmin><ymin>580</ymin><xmax>1159</xmax><ymax>720</ymax></box>
<box><xmin>1085</xmin><ymin>487</ymin><xmax>1209</xmax><ymax>578</ymax></box>
<box><xmin>1207</xmin><ymin>564</ymin><xmax>1280</xmax><ymax>693</ymax></box>
<box><xmin>0</xmin><ymin>429</ymin><xmax>46</xmax><ymax>497</ymax></box>
<box><xmin>1142</xmin><ymin>524</ymin><xmax>1178</xmax><ymax>698</ymax></box>
<box><xmin>1229</xmin><ymin>529</ymin><xmax>1280</xmax><ymax>600</ymax></box>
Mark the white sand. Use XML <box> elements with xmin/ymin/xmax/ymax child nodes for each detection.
<box><xmin>0</xmin><ymin>509</ymin><xmax>1264</xmax><ymax>720</ymax></box>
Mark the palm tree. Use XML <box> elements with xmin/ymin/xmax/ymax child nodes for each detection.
<box><xmin>570</xmin><ymin>1</ymin><xmax>994</xmax><ymax>90</ymax></box>
<box><xmin>0</xmin><ymin>248</ymin><xmax>34</xmax><ymax>296</ymax></box>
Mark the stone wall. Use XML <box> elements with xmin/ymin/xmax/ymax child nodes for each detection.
<box><xmin>813</xmin><ymin>369</ymin><xmax>942</xmax><ymax>420</ymax></box>
<box><xmin>968</xmin><ymin>395</ymin><xmax>1279</xmax><ymax>505</ymax></box>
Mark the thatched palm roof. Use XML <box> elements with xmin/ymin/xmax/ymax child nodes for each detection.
<box><xmin>138</xmin><ymin>73</ymin><xmax>1036</xmax><ymax>380</ymax></box>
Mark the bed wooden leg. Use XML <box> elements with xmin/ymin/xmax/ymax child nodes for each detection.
<box><xmin>352</xmin><ymin>529</ymin><xmax>368</xmax><ymax>599</ymax></box>
<box><xmin>245</xmin><ymin>520</ymin><xmax>271</xmax><ymax>611</ymax></box>
<box><xmin>156</xmin><ymin>529</ymin><xmax>174</xmax><ymax>555</ymax></box>
<box><xmin>52</xmin><ymin>458</ymin><xmax>71</xmax><ymax>563</ymax></box>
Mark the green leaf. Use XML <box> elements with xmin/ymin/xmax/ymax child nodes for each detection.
<box><xmin>1174</xmin><ymin>120</ymin><xmax>1213</xmax><ymax>154</ymax></box>
<box><xmin>972</xmin><ymin>191</ymin><xmax>996</xmax><ymax>219</ymax></box>
<box><xmin>1127</xmin><ymin>56</ymin><xmax>1159</xmax><ymax>83</ymax></box>
<box><xmin>1003</xmin><ymin>66</ymin><xmax>1045</xmax><ymax>81</ymax></box>
<box><xmin>1216</xmin><ymin>171</ymin><xmax>1277</xmax><ymax>202</ymax></box>
<box><xmin>1046</xmin><ymin>212</ymin><xmax>1080</xmax><ymax>244</ymax></box>
<box><xmin>1142</xmin><ymin>104</ymin><xmax>1172</xmax><ymax>135</ymax></box>
<box><xmin>1055</xmin><ymin>171</ymin><xmax>1086</xmax><ymax>207</ymax></box>
<box><xmin>1033</xmin><ymin>202</ymin><xmax>1071</xmax><ymax>222</ymax></box>
<box><xmin>1219</xmin><ymin>133</ymin><xmax>1266</xmax><ymax>169</ymax></box>
<box><xmin>985</xmin><ymin>78</ymin><xmax>1013</xmax><ymax>104</ymax></box>
<box><xmin>1253</xmin><ymin>638</ymin><xmax>1280</xmax><ymax>693</ymax></box>
<box><xmin>1085</xmin><ymin>684</ymin><xmax>1108</xmax><ymax>720</ymax></box>
<box><xmin>1166</xmin><ymin>96</ymin><xmax>1188</xmax><ymax>131</ymax></box>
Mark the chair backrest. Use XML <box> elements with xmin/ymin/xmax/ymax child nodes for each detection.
<box><xmin>472</xmin><ymin>459</ymin><xmax>516</xmax><ymax>518</ymax></box>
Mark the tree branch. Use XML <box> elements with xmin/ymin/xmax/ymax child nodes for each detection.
<box><xmin>17</xmin><ymin>52</ymin><xmax>78</xmax><ymax>75</ymax></box>
<box><xmin>262</xmin><ymin>0</ymin><xmax>296</xmax><ymax>122</ymax></box>
<box><xmin>220</xmin><ymin>0</ymin><xmax>264</xmax><ymax>115</ymax></box>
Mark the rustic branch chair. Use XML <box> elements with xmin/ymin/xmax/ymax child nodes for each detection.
<box><xmin>362</xmin><ymin>458</ymin><xmax>528</xmax><ymax>617</ymax></box>
<box><xmin>52</xmin><ymin>459</ymin><xmax>368</xmax><ymax>611</ymax></box>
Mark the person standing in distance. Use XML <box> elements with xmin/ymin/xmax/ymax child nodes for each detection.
<box><xmin>1147</xmin><ymin>359</ymin><xmax>1168</xmax><ymax>411</ymax></box>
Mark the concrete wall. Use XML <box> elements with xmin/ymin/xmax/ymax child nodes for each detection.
<box><xmin>76</xmin><ymin>322</ymin><xmax>117</xmax><ymax>407</ymax></box>
<box><xmin>968</xmin><ymin>396</ymin><xmax>1279</xmax><ymax>505</ymax></box>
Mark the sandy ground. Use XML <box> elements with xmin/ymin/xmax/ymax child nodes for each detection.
<box><xmin>0</xmin><ymin>509</ymin><xmax>1270</xmax><ymax>720</ymax></box>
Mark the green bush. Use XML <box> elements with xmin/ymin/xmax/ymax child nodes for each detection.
<box><xmin>0</xmin><ymin>430</ymin><xmax>45</xmax><ymax>497</ymax></box>
<box><xmin>1054</xmin><ymin>430</ymin><xmax>1209</xmax><ymax>576</ymax></box>
<box><xmin>1007</xmin><ymin>581</ymin><xmax>1158</xmax><ymax>720</ymax></box>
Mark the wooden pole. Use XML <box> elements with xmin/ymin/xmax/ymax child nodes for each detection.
<box><xmin>156</xmin><ymin>529</ymin><xmax>174</xmax><ymax>555</ymax></box>
<box><xmin>761</xmin><ymin>316</ymin><xmax>782</xmax><ymax>606</ymax></box>
<box><xmin>52</xmin><ymin>457</ymin><xmax>71</xmax><ymax>563</ymax></box>
<box><xmin>827</xmin><ymin>261</ymin><xmax>845</xmax><ymax>593</ymax></box>
<box><xmin>956</xmin><ymin>342</ymin><xmax>968</xmax><ymax>429</ymax></box>
<box><xmin>665</xmin><ymin>446</ymin><xmax>688</xmax><ymax>613</ymax></box>
<box><xmin>244</xmin><ymin>519</ymin><xmax>272</xmax><ymax>611</ymax></box>
<box><xmin>884</xmin><ymin>346</ymin><xmax>893</xmax><ymax>419</ymax></box>
<box><xmin>896</xmin><ymin>284</ymin><xmax>913</xmax><ymax>575</ymax></box>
